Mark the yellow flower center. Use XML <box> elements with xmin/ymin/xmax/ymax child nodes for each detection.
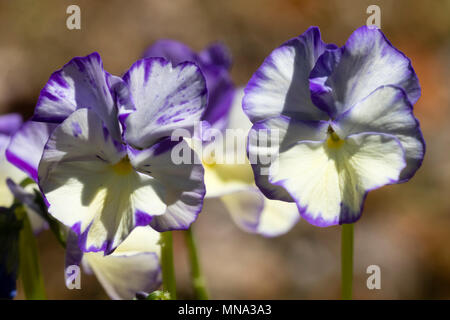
<box><xmin>111</xmin><ymin>157</ymin><xmax>133</xmax><ymax>175</ymax></box>
<box><xmin>326</xmin><ymin>126</ymin><xmax>345</xmax><ymax>149</ymax></box>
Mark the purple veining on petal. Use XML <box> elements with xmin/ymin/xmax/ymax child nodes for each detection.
<box><xmin>142</xmin><ymin>40</ymin><xmax>234</xmax><ymax>129</ymax></box>
<box><xmin>75</xmin><ymin>221</ymin><xmax>115</xmax><ymax>255</ymax></box>
<box><xmin>40</xmin><ymin>91</ymin><xmax>60</xmax><ymax>102</ymax></box>
<box><xmin>5</xmin><ymin>148</ymin><xmax>39</xmax><ymax>181</ymax></box>
<box><xmin>71</xmin><ymin>121</ymin><xmax>82</xmax><ymax>137</ymax></box>
<box><xmin>135</xmin><ymin>210</ymin><xmax>153</xmax><ymax>227</ymax></box>
<box><xmin>52</xmin><ymin>72</ymin><xmax>69</xmax><ymax>89</ymax></box>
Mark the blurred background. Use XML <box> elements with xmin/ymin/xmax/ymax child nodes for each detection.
<box><xmin>1</xmin><ymin>0</ymin><xmax>449</xmax><ymax>299</ymax></box>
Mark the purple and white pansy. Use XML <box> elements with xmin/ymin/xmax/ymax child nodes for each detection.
<box><xmin>201</xmin><ymin>88</ymin><xmax>300</xmax><ymax>237</ymax></box>
<box><xmin>244</xmin><ymin>26</ymin><xmax>425</xmax><ymax>227</ymax></box>
<box><xmin>14</xmin><ymin>52</ymin><xmax>208</xmax><ymax>254</ymax></box>
<box><xmin>143</xmin><ymin>40</ymin><xmax>299</xmax><ymax>236</ymax></box>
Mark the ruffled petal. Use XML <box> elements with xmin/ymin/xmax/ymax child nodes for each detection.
<box><xmin>128</xmin><ymin>138</ymin><xmax>205</xmax><ymax>231</ymax></box>
<box><xmin>39</xmin><ymin>109</ymin><xmax>166</xmax><ymax>253</ymax></box>
<box><xmin>6</xmin><ymin>121</ymin><xmax>56</xmax><ymax>182</ymax></box>
<box><xmin>33</xmin><ymin>52</ymin><xmax>122</xmax><ymax>140</ymax></box>
<box><xmin>247</xmin><ymin>115</ymin><xmax>329</xmax><ymax>202</ymax></box>
<box><xmin>268</xmin><ymin>132</ymin><xmax>406</xmax><ymax>226</ymax></box>
<box><xmin>143</xmin><ymin>41</ymin><xmax>234</xmax><ymax>130</ymax></box>
<box><xmin>334</xmin><ymin>85</ymin><xmax>424</xmax><ymax>181</ymax></box>
<box><xmin>123</xmin><ymin>58</ymin><xmax>207</xmax><ymax>149</ymax></box>
<box><xmin>312</xmin><ymin>26</ymin><xmax>420</xmax><ymax>117</ymax></box>
<box><xmin>243</xmin><ymin>26</ymin><xmax>330</xmax><ymax>123</ymax></box>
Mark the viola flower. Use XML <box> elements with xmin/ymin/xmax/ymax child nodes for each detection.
<box><xmin>200</xmin><ymin>89</ymin><xmax>299</xmax><ymax>236</ymax></box>
<box><xmin>27</xmin><ymin>52</ymin><xmax>207</xmax><ymax>253</ymax></box>
<box><xmin>143</xmin><ymin>39</ymin><xmax>235</xmax><ymax>130</ymax></box>
<box><xmin>0</xmin><ymin>113</ymin><xmax>26</xmax><ymax>207</ymax></box>
<box><xmin>66</xmin><ymin>226</ymin><xmax>161</xmax><ymax>300</ymax></box>
<box><xmin>0</xmin><ymin>114</ymin><xmax>47</xmax><ymax>233</ymax></box>
<box><xmin>144</xmin><ymin>40</ymin><xmax>299</xmax><ymax>236</ymax></box>
<box><xmin>244</xmin><ymin>26</ymin><xmax>424</xmax><ymax>226</ymax></box>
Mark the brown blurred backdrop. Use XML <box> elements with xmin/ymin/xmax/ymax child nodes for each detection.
<box><xmin>1</xmin><ymin>0</ymin><xmax>449</xmax><ymax>299</ymax></box>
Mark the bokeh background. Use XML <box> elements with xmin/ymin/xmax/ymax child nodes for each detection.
<box><xmin>1</xmin><ymin>0</ymin><xmax>449</xmax><ymax>299</ymax></box>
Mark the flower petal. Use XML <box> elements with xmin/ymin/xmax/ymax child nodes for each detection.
<box><xmin>123</xmin><ymin>58</ymin><xmax>207</xmax><ymax>149</ymax></box>
<box><xmin>312</xmin><ymin>26</ymin><xmax>420</xmax><ymax>117</ymax></box>
<box><xmin>268</xmin><ymin>133</ymin><xmax>406</xmax><ymax>226</ymax></box>
<box><xmin>243</xmin><ymin>26</ymin><xmax>330</xmax><ymax>123</ymax></box>
<box><xmin>257</xmin><ymin>196</ymin><xmax>300</xmax><ymax>237</ymax></box>
<box><xmin>143</xmin><ymin>41</ymin><xmax>234</xmax><ymax>130</ymax></box>
<box><xmin>39</xmin><ymin>109</ymin><xmax>166</xmax><ymax>253</ymax></box>
<box><xmin>142</xmin><ymin>39</ymin><xmax>197</xmax><ymax>65</ymax></box>
<box><xmin>334</xmin><ymin>85</ymin><xmax>424</xmax><ymax>182</ymax></box>
<box><xmin>1</xmin><ymin>146</ymin><xmax>27</xmax><ymax>208</ymax></box>
<box><xmin>221</xmin><ymin>189</ymin><xmax>264</xmax><ymax>233</ymax></box>
<box><xmin>128</xmin><ymin>138</ymin><xmax>206</xmax><ymax>231</ymax></box>
<box><xmin>33</xmin><ymin>52</ymin><xmax>122</xmax><ymax>140</ymax></box>
<box><xmin>83</xmin><ymin>226</ymin><xmax>161</xmax><ymax>300</ymax></box>
<box><xmin>221</xmin><ymin>187</ymin><xmax>299</xmax><ymax>237</ymax></box>
<box><xmin>247</xmin><ymin>115</ymin><xmax>329</xmax><ymax>202</ymax></box>
<box><xmin>6</xmin><ymin>121</ymin><xmax>56</xmax><ymax>181</ymax></box>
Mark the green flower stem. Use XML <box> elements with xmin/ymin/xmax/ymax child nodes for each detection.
<box><xmin>341</xmin><ymin>223</ymin><xmax>354</xmax><ymax>300</ymax></box>
<box><xmin>185</xmin><ymin>227</ymin><xmax>209</xmax><ymax>300</ymax></box>
<box><xmin>16</xmin><ymin>205</ymin><xmax>46</xmax><ymax>300</ymax></box>
<box><xmin>160</xmin><ymin>231</ymin><xmax>176</xmax><ymax>299</ymax></box>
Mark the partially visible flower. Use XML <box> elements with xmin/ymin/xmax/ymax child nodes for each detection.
<box><xmin>0</xmin><ymin>114</ymin><xmax>26</xmax><ymax>207</ymax></box>
<box><xmin>197</xmin><ymin>89</ymin><xmax>299</xmax><ymax>236</ymax></box>
<box><xmin>244</xmin><ymin>26</ymin><xmax>424</xmax><ymax>226</ymax></box>
<box><xmin>143</xmin><ymin>40</ymin><xmax>298</xmax><ymax>236</ymax></box>
<box><xmin>25</xmin><ymin>52</ymin><xmax>207</xmax><ymax>253</ymax></box>
<box><xmin>0</xmin><ymin>114</ymin><xmax>46</xmax><ymax>233</ymax></box>
<box><xmin>66</xmin><ymin>226</ymin><xmax>161</xmax><ymax>300</ymax></box>
<box><xmin>143</xmin><ymin>39</ymin><xmax>235</xmax><ymax>130</ymax></box>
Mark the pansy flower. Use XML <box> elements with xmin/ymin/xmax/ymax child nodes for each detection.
<box><xmin>244</xmin><ymin>26</ymin><xmax>424</xmax><ymax>226</ymax></box>
<box><xmin>144</xmin><ymin>40</ymin><xmax>299</xmax><ymax>236</ymax></box>
<box><xmin>200</xmin><ymin>89</ymin><xmax>299</xmax><ymax>236</ymax></box>
<box><xmin>7</xmin><ymin>120</ymin><xmax>162</xmax><ymax>300</ymax></box>
<box><xmin>23</xmin><ymin>52</ymin><xmax>207</xmax><ymax>253</ymax></box>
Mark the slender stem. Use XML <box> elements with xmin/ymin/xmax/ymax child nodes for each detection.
<box><xmin>341</xmin><ymin>223</ymin><xmax>354</xmax><ymax>300</ymax></box>
<box><xmin>16</xmin><ymin>205</ymin><xmax>46</xmax><ymax>300</ymax></box>
<box><xmin>185</xmin><ymin>227</ymin><xmax>209</xmax><ymax>300</ymax></box>
<box><xmin>160</xmin><ymin>231</ymin><xmax>176</xmax><ymax>299</ymax></box>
